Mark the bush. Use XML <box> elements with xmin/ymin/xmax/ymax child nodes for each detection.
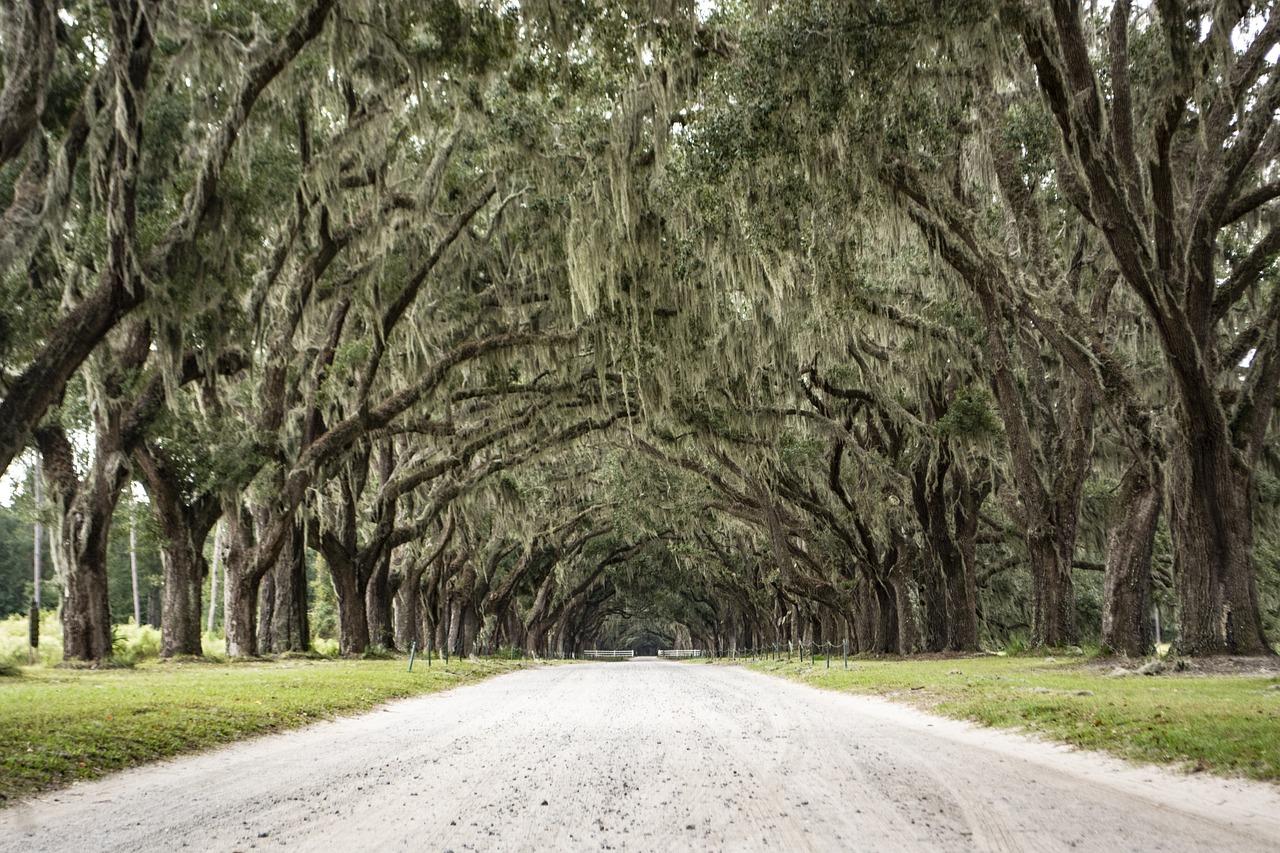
<box><xmin>1001</xmin><ymin>635</ymin><xmax>1030</xmax><ymax>656</ymax></box>
<box><xmin>0</xmin><ymin>611</ymin><xmax>62</xmax><ymax>667</ymax></box>
<box><xmin>0</xmin><ymin>613</ymin><xmax>175</xmax><ymax>668</ymax></box>
<box><xmin>311</xmin><ymin>637</ymin><xmax>339</xmax><ymax>657</ymax></box>
<box><xmin>110</xmin><ymin>622</ymin><xmax>163</xmax><ymax>665</ymax></box>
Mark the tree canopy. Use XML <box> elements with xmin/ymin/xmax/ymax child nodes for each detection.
<box><xmin>1</xmin><ymin>0</ymin><xmax>1278</xmax><ymax>661</ymax></box>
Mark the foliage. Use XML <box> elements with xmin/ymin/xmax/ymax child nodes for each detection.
<box><xmin>1</xmin><ymin>0</ymin><xmax>1279</xmax><ymax>670</ymax></box>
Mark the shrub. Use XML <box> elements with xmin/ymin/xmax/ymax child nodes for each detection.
<box><xmin>0</xmin><ymin>611</ymin><xmax>62</xmax><ymax>667</ymax></box>
<box><xmin>110</xmin><ymin>622</ymin><xmax>163</xmax><ymax>666</ymax></box>
<box><xmin>311</xmin><ymin>637</ymin><xmax>339</xmax><ymax>657</ymax></box>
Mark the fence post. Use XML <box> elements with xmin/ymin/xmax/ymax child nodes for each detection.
<box><xmin>843</xmin><ymin>638</ymin><xmax>848</xmax><ymax>669</ymax></box>
<box><xmin>408</xmin><ymin>641</ymin><xmax>416</xmax><ymax>672</ymax></box>
<box><xmin>826</xmin><ymin>643</ymin><xmax>830</xmax><ymax>669</ymax></box>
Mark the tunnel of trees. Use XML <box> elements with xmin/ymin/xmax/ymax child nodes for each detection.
<box><xmin>1</xmin><ymin>0</ymin><xmax>1278</xmax><ymax>663</ymax></box>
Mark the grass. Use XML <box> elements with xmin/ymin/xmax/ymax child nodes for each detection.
<box><xmin>0</xmin><ymin>612</ymin><xmax>253</xmax><ymax>667</ymax></box>
<box><xmin>0</xmin><ymin>656</ymin><xmax>529</xmax><ymax>803</ymax></box>
<box><xmin>719</xmin><ymin>654</ymin><xmax>1280</xmax><ymax>783</ymax></box>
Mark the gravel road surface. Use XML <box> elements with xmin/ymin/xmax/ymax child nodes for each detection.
<box><xmin>3</xmin><ymin>661</ymin><xmax>1278</xmax><ymax>852</ymax></box>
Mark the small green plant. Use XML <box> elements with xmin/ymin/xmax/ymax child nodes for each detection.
<box><xmin>108</xmin><ymin>623</ymin><xmax>163</xmax><ymax>666</ymax></box>
<box><xmin>1001</xmin><ymin>635</ymin><xmax>1029</xmax><ymax>656</ymax></box>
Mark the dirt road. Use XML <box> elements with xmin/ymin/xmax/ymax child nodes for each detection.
<box><xmin>3</xmin><ymin>661</ymin><xmax>1278</xmax><ymax>852</ymax></box>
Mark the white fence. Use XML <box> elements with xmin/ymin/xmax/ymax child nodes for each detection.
<box><xmin>657</xmin><ymin>649</ymin><xmax>704</xmax><ymax>659</ymax></box>
<box><xmin>582</xmin><ymin>649</ymin><xmax>634</xmax><ymax>659</ymax></box>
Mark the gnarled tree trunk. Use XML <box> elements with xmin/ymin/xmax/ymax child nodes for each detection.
<box><xmin>37</xmin><ymin>425</ymin><xmax>129</xmax><ymax>661</ymax></box>
<box><xmin>1101</xmin><ymin>461</ymin><xmax>1161</xmax><ymax>656</ymax></box>
<box><xmin>269</xmin><ymin>522</ymin><xmax>309</xmax><ymax>653</ymax></box>
<box><xmin>365</xmin><ymin>551</ymin><xmax>394</xmax><ymax>650</ymax></box>
<box><xmin>222</xmin><ymin>507</ymin><xmax>260</xmax><ymax>657</ymax></box>
<box><xmin>1171</xmin><ymin>429</ymin><xmax>1270</xmax><ymax>655</ymax></box>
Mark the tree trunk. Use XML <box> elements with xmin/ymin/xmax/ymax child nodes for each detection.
<box><xmin>916</xmin><ymin>557</ymin><xmax>948</xmax><ymax>653</ymax></box>
<box><xmin>129</xmin><ymin>514</ymin><xmax>141</xmax><ymax>625</ymax></box>
<box><xmin>32</xmin><ymin>457</ymin><xmax>43</xmax><ymax>615</ymax></box>
<box><xmin>889</xmin><ymin>569</ymin><xmax>916</xmax><ymax>655</ymax></box>
<box><xmin>447</xmin><ymin>596</ymin><xmax>463</xmax><ymax>656</ymax></box>
<box><xmin>41</xmin><ymin>438</ymin><xmax>128</xmax><ymax>662</ymax></box>
<box><xmin>1171</xmin><ymin>432</ymin><xmax>1271</xmax><ymax>655</ymax></box>
<box><xmin>434</xmin><ymin>604</ymin><xmax>448</xmax><ymax>659</ymax></box>
<box><xmin>948</xmin><ymin>471</ymin><xmax>985</xmax><ymax>651</ymax></box>
<box><xmin>871</xmin><ymin>579</ymin><xmax>896</xmax><ymax>654</ymax></box>
<box><xmin>222</xmin><ymin>508</ymin><xmax>259</xmax><ymax>657</ymax></box>
<box><xmin>851</xmin><ymin>578</ymin><xmax>873</xmax><ymax>653</ymax></box>
<box><xmin>327</xmin><ymin>552</ymin><xmax>368</xmax><ymax>656</ymax></box>
<box><xmin>911</xmin><ymin>458</ymin><xmax>953</xmax><ymax>652</ymax></box>
<box><xmin>365</xmin><ymin>551</ymin><xmax>394</xmax><ymax>650</ymax></box>
<box><xmin>461</xmin><ymin>603</ymin><xmax>479</xmax><ymax>657</ymax></box>
<box><xmin>60</xmin><ymin>535</ymin><xmax>114</xmax><ymax>660</ymax></box>
<box><xmin>974</xmin><ymin>282</ymin><xmax>1091</xmax><ymax>651</ymax></box>
<box><xmin>269</xmin><ymin>523</ymin><xmax>308</xmax><ymax>652</ymax></box>
<box><xmin>1027</xmin><ymin>533</ymin><xmax>1076</xmax><ymax>647</ymax></box>
<box><xmin>158</xmin><ymin>539</ymin><xmax>205</xmax><ymax>656</ymax></box>
<box><xmin>206</xmin><ymin>521</ymin><xmax>221</xmax><ymax>634</ymax></box>
<box><xmin>393</xmin><ymin>571</ymin><xmax>424</xmax><ymax>650</ymax></box>
<box><xmin>524</xmin><ymin>567</ymin><xmax>557</xmax><ymax>657</ymax></box>
<box><xmin>225</xmin><ymin>574</ymin><xmax>258</xmax><ymax>657</ymax></box>
<box><xmin>145</xmin><ymin>587</ymin><xmax>161</xmax><ymax>627</ymax></box>
<box><xmin>256</xmin><ymin>569</ymin><xmax>276</xmax><ymax>653</ymax></box>
<box><xmin>1101</xmin><ymin>461</ymin><xmax>1161</xmax><ymax>657</ymax></box>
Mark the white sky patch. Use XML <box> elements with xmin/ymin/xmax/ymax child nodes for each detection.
<box><xmin>0</xmin><ymin>435</ymin><xmax>148</xmax><ymax>508</ymax></box>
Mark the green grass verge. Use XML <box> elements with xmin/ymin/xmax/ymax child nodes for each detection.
<box><xmin>0</xmin><ymin>657</ymin><xmax>529</xmax><ymax>803</ymax></box>
<box><xmin>727</xmin><ymin>655</ymin><xmax>1280</xmax><ymax>782</ymax></box>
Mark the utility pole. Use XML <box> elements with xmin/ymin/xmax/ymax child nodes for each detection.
<box><xmin>207</xmin><ymin>521</ymin><xmax>222</xmax><ymax>633</ymax></box>
<box><xmin>130</xmin><ymin>509</ymin><xmax>141</xmax><ymax>625</ymax></box>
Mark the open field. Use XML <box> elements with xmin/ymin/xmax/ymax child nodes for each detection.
<box><xmin>723</xmin><ymin>654</ymin><xmax>1280</xmax><ymax>782</ymax></box>
<box><xmin>0</xmin><ymin>657</ymin><xmax>528</xmax><ymax>803</ymax></box>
